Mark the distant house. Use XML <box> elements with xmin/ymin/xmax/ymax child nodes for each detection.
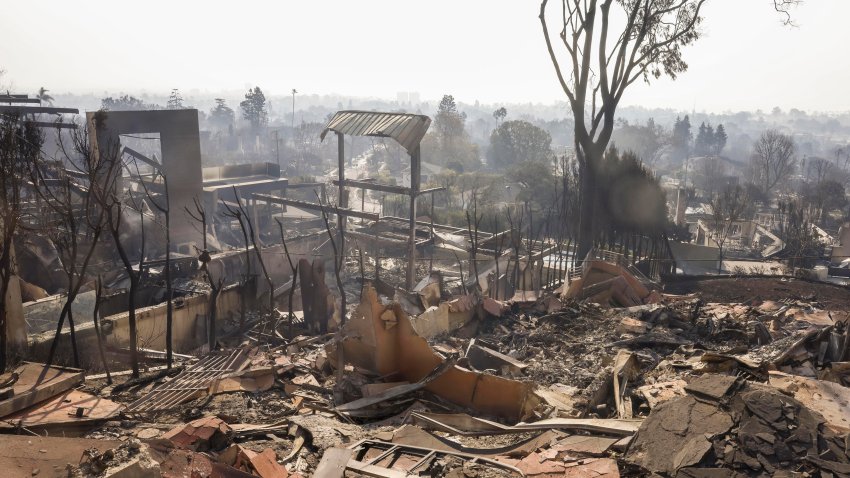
<box><xmin>694</xmin><ymin>218</ymin><xmax>785</xmax><ymax>258</ymax></box>
<box><xmin>400</xmin><ymin>161</ymin><xmax>444</xmax><ymax>187</ymax></box>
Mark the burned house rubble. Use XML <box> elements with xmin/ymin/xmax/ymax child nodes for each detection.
<box><xmin>1</xmin><ymin>96</ymin><xmax>850</xmax><ymax>478</ymax></box>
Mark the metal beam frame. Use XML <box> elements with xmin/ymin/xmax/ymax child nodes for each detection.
<box><xmin>0</xmin><ymin>106</ymin><xmax>79</xmax><ymax>114</ymax></box>
<box><xmin>285</xmin><ymin>182</ymin><xmax>324</xmax><ymax>189</ymax></box>
<box><xmin>252</xmin><ymin>194</ymin><xmax>380</xmax><ymax>221</ymax></box>
<box><xmin>407</xmin><ymin>145</ymin><xmax>421</xmax><ymax>288</ymax></box>
<box><xmin>323</xmin><ymin>110</ymin><xmax>430</xmax><ymax>289</ymax></box>
<box><xmin>418</xmin><ymin>186</ymin><xmax>446</xmax><ymax>196</ymax></box>
<box><xmin>122</xmin><ymin>146</ymin><xmax>161</xmax><ymax>171</ymax></box>
<box><xmin>0</xmin><ymin>98</ymin><xmax>41</xmax><ymax>104</ymax></box>
<box><xmin>28</xmin><ymin>121</ymin><xmax>78</xmax><ymax>129</ymax></box>
<box><xmin>332</xmin><ymin>180</ymin><xmax>444</xmax><ymax>198</ymax></box>
<box><xmin>333</xmin><ymin>178</ymin><xmax>411</xmax><ymax>195</ymax></box>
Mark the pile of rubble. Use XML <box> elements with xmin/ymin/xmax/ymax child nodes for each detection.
<box><xmin>0</xmin><ymin>267</ymin><xmax>848</xmax><ymax>477</ymax></box>
<box><xmin>627</xmin><ymin>374</ymin><xmax>850</xmax><ymax>476</ymax></box>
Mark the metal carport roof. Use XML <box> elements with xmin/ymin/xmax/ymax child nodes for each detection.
<box><xmin>320</xmin><ymin>110</ymin><xmax>431</xmax><ymax>154</ymax></box>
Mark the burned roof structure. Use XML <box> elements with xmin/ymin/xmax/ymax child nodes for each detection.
<box><xmin>250</xmin><ymin>110</ymin><xmax>439</xmax><ymax>288</ymax></box>
<box><xmin>319</xmin><ymin>110</ymin><xmax>431</xmax><ymax>155</ymax></box>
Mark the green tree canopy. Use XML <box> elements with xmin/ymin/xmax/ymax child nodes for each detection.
<box><xmin>597</xmin><ymin>147</ymin><xmax>668</xmax><ymax>235</ymax></box>
<box><xmin>166</xmin><ymin>89</ymin><xmax>184</xmax><ymax>109</ymax></box>
<box><xmin>209</xmin><ymin>98</ymin><xmax>235</xmax><ymax>130</ymax></box>
<box><xmin>101</xmin><ymin>95</ymin><xmax>158</xmax><ymax>111</ymax></box>
<box><xmin>36</xmin><ymin>87</ymin><xmax>54</xmax><ymax>106</ymax></box>
<box><xmin>671</xmin><ymin>115</ymin><xmax>692</xmax><ymax>160</ymax></box>
<box><xmin>610</xmin><ymin>118</ymin><xmax>665</xmax><ymax>166</ymax></box>
<box><xmin>508</xmin><ymin>159</ymin><xmax>558</xmax><ymax>209</ymax></box>
<box><xmin>487</xmin><ymin>120</ymin><xmax>553</xmax><ymax>170</ymax></box>
<box><xmin>434</xmin><ymin>95</ymin><xmax>461</xmax><ymax>138</ymax></box>
<box><xmin>240</xmin><ymin>87</ymin><xmax>268</xmax><ymax>131</ymax></box>
<box><xmin>492</xmin><ymin>107</ymin><xmax>507</xmax><ymax>123</ymax></box>
<box><xmin>421</xmin><ymin>94</ymin><xmax>480</xmax><ymax>171</ymax></box>
<box><xmin>714</xmin><ymin>124</ymin><xmax>728</xmax><ymax>154</ymax></box>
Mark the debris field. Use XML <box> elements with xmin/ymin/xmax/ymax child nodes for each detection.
<box><xmin>0</xmin><ymin>270</ymin><xmax>848</xmax><ymax>478</ymax></box>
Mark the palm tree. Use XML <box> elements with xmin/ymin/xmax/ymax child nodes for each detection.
<box><xmin>36</xmin><ymin>87</ymin><xmax>54</xmax><ymax>106</ymax></box>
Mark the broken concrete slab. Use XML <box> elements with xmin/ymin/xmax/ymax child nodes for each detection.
<box><xmin>627</xmin><ymin>374</ymin><xmax>850</xmax><ymax>476</ymax></box>
<box><xmin>636</xmin><ymin>380</ymin><xmax>687</xmax><ymax>409</ymax></box>
<box><xmin>0</xmin><ymin>434</ymin><xmax>122</xmax><ymax>478</ymax></box>
<box><xmin>562</xmin><ymin>458</ymin><xmax>619</xmax><ymax>477</ymax></box>
<box><xmin>0</xmin><ymin>388</ymin><xmax>122</xmax><ymax>432</ymax></box>
<box><xmin>79</xmin><ymin>441</ymin><xmax>162</xmax><ymax>478</ymax></box>
<box><xmin>0</xmin><ymin>362</ymin><xmax>84</xmax><ymax>418</ymax></box>
<box><xmin>768</xmin><ymin>371</ymin><xmax>850</xmax><ymax>433</ymax></box>
<box><xmin>550</xmin><ymin>435</ymin><xmax>619</xmax><ymax>457</ymax></box>
<box><xmin>625</xmin><ymin>395</ymin><xmax>734</xmax><ymax>474</ymax></box>
<box><xmin>684</xmin><ymin>373</ymin><xmax>740</xmax><ymax>402</ymax></box>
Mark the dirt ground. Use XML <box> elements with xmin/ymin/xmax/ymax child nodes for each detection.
<box><xmin>663</xmin><ymin>277</ymin><xmax>850</xmax><ymax>311</ymax></box>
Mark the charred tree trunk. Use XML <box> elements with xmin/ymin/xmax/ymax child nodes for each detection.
<box><xmin>67</xmin><ymin>309</ymin><xmax>80</xmax><ymax>368</ymax></box>
<box><xmin>208</xmin><ymin>285</ymin><xmax>220</xmax><ymax>349</ymax></box>
<box><xmin>92</xmin><ymin>277</ymin><xmax>111</xmax><ymax>384</ymax></box>
<box><xmin>165</xmin><ymin>221</ymin><xmax>173</xmax><ymax>369</ymax></box>
<box><xmin>0</xmin><ymin>237</ymin><xmax>11</xmax><ymax>372</ymax></box>
<box><xmin>576</xmin><ymin>150</ymin><xmax>596</xmax><ymax>264</ymax></box>
<box><xmin>127</xmin><ymin>274</ymin><xmax>140</xmax><ymax>377</ymax></box>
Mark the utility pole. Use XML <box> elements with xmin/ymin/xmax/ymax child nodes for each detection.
<box><xmin>273</xmin><ymin>130</ymin><xmax>280</xmax><ymax>168</ymax></box>
<box><xmin>291</xmin><ymin>89</ymin><xmax>297</xmax><ymax>143</ymax></box>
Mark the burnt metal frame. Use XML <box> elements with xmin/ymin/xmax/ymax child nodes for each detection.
<box><xmin>322</xmin><ymin>111</ymin><xmax>432</xmax><ymax>289</ymax></box>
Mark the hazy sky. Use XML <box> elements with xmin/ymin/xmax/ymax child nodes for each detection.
<box><xmin>1</xmin><ymin>0</ymin><xmax>848</xmax><ymax>112</ymax></box>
